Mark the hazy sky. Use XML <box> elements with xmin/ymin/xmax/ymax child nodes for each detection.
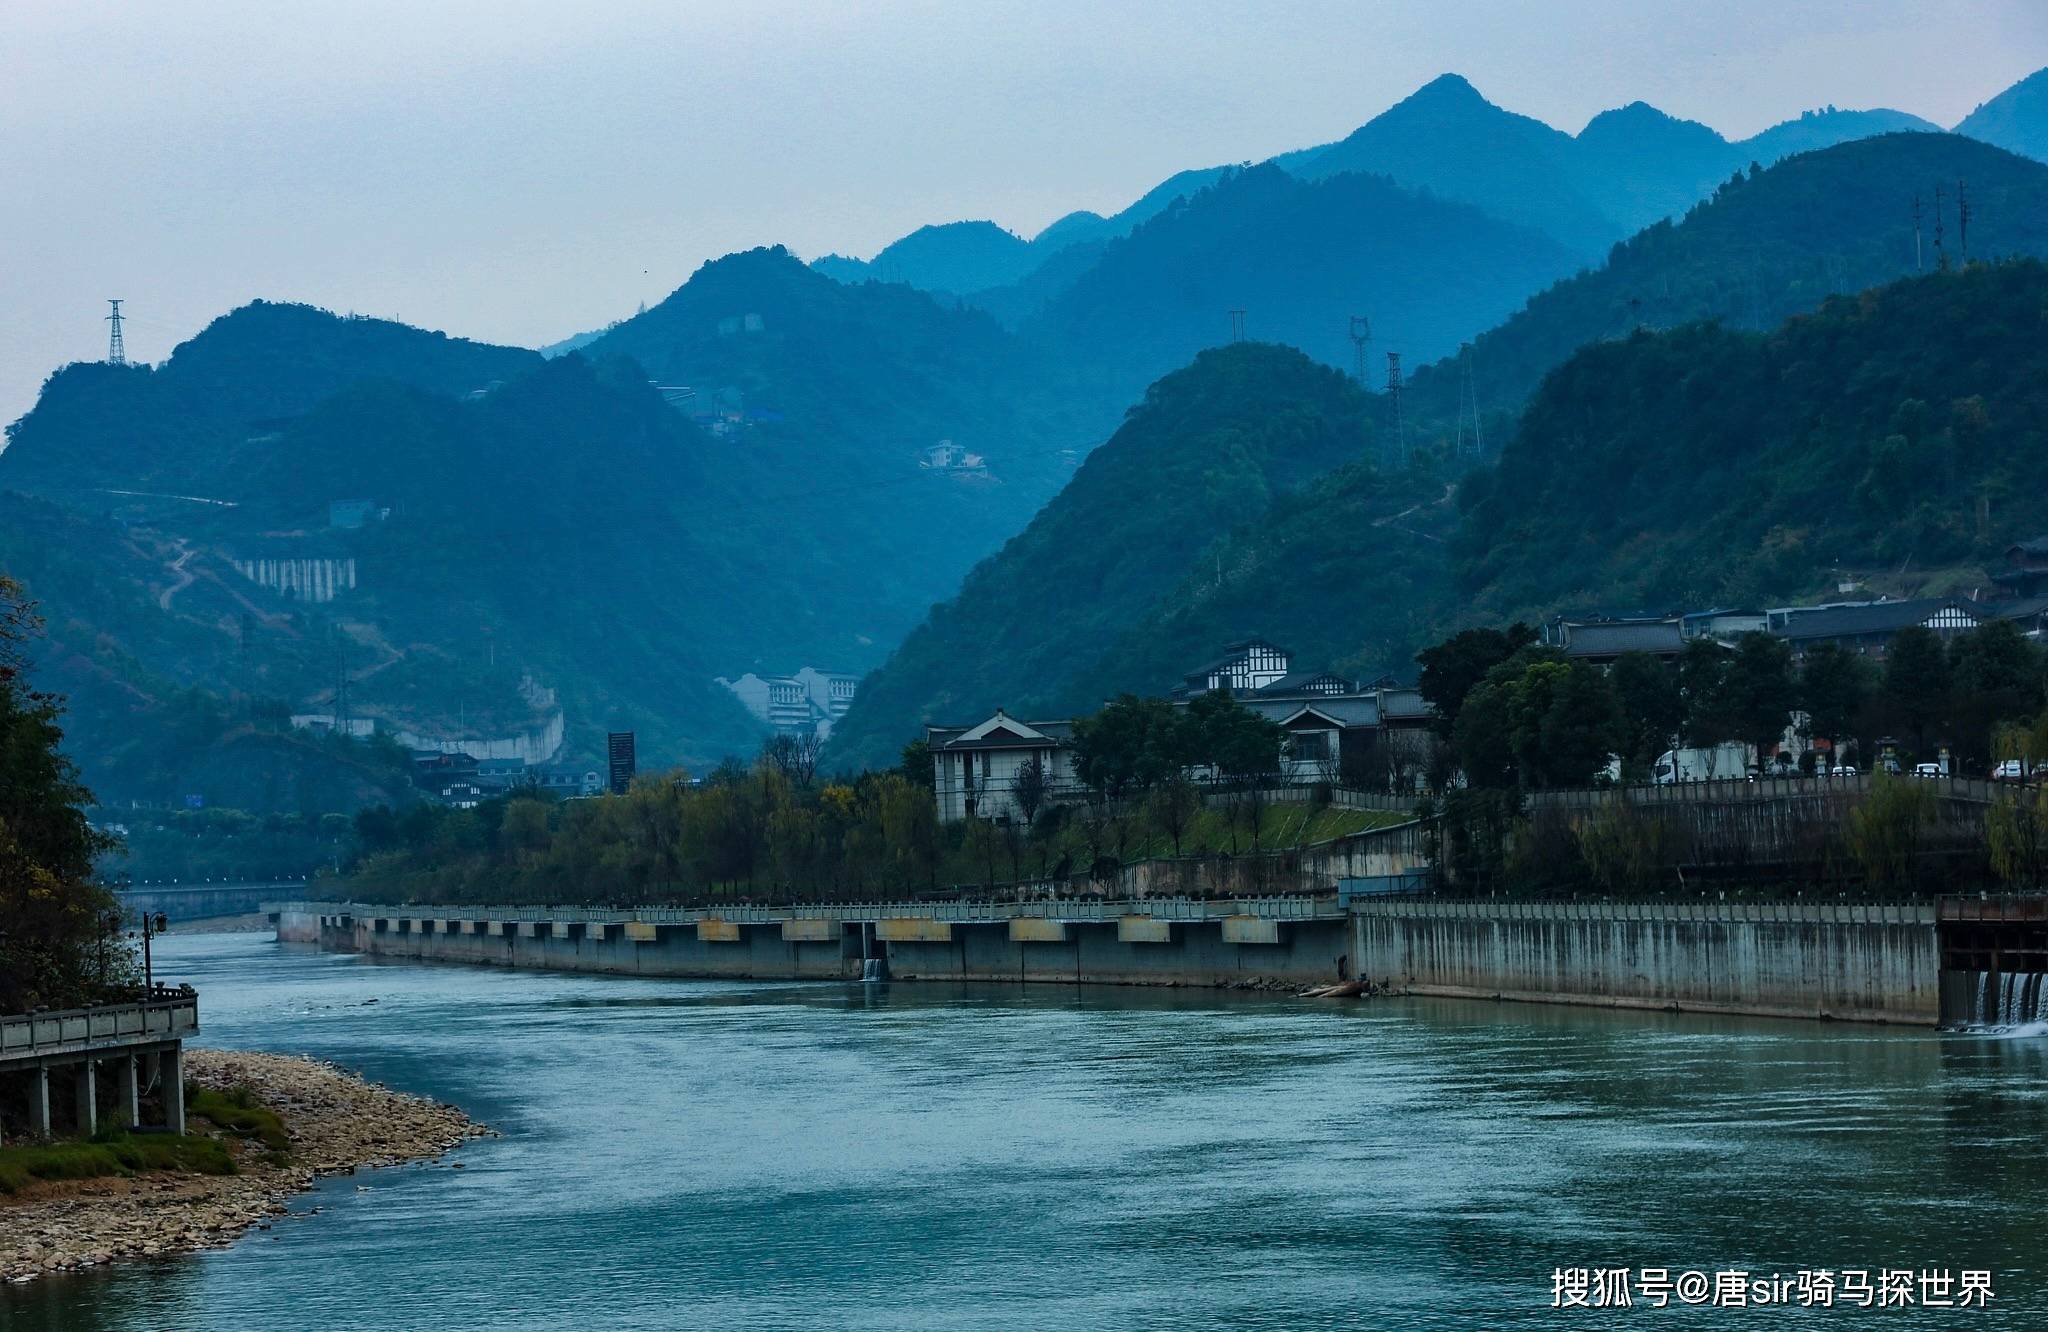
<box><xmin>4</xmin><ymin>1</ymin><xmax>2045</xmax><ymax>430</ymax></box>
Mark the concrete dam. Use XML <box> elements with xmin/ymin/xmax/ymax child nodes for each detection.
<box><xmin>271</xmin><ymin>894</ymin><xmax>2048</xmax><ymax>1027</ymax></box>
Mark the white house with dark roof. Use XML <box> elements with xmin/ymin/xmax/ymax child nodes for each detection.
<box><xmin>1178</xmin><ymin>639</ymin><xmax>1292</xmax><ymax>696</ymax></box>
<box><xmin>925</xmin><ymin>711</ymin><xmax>1079</xmax><ymax>822</ymax></box>
<box><xmin>1173</xmin><ymin>644</ymin><xmax>1442</xmax><ymax>789</ymax></box>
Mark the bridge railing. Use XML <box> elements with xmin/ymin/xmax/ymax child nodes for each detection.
<box><xmin>270</xmin><ymin>894</ymin><xmax>1342</xmax><ymax>923</ymax></box>
<box><xmin>0</xmin><ymin>991</ymin><xmax>199</xmax><ymax>1063</ymax></box>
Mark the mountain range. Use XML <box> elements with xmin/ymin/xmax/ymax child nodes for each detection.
<box><xmin>810</xmin><ymin>72</ymin><xmax>1959</xmax><ymax>303</ymax></box>
<box><xmin>11</xmin><ymin>65</ymin><xmax>2048</xmax><ymax>806</ymax></box>
<box><xmin>824</xmin><ymin>129</ymin><xmax>2048</xmax><ymax>768</ymax></box>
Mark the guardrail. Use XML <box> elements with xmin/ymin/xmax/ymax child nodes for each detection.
<box><xmin>272</xmin><ymin>895</ymin><xmax>1343</xmax><ymax>923</ymax></box>
<box><xmin>1347</xmin><ymin>899</ymin><xmax>1938</xmax><ymax>925</ymax></box>
<box><xmin>0</xmin><ymin>991</ymin><xmax>199</xmax><ymax>1063</ymax></box>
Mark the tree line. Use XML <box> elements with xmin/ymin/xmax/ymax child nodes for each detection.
<box><xmin>345</xmin><ymin>691</ymin><xmax>1310</xmax><ymax>906</ymax></box>
<box><xmin>1418</xmin><ymin>619</ymin><xmax>2048</xmax><ymax>791</ymax></box>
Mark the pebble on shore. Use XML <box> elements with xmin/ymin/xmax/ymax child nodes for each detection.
<box><xmin>1</xmin><ymin>1049</ymin><xmax>491</xmax><ymax>1284</ymax></box>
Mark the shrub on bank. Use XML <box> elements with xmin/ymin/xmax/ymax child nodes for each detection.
<box><xmin>0</xmin><ymin>1130</ymin><xmax>235</xmax><ymax>1195</ymax></box>
<box><xmin>190</xmin><ymin>1084</ymin><xmax>291</xmax><ymax>1155</ymax></box>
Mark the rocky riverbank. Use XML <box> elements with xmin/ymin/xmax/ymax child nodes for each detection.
<box><xmin>1</xmin><ymin>1049</ymin><xmax>490</xmax><ymax>1283</ymax></box>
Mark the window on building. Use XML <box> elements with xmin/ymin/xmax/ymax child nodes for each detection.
<box><xmin>1290</xmin><ymin>731</ymin><xmax>1332</xmax><ymax>763</ymax></box>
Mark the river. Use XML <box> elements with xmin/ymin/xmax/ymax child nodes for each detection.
<box><xmin>6</xmin><ymin>932</ymin><xmax>2048</xmax><ymax>1329</ymax></box>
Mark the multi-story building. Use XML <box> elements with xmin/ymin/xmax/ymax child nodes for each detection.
<box><xmin>926</xmin><ymin>711</ymin><xmax>1080</xmax><ymax>823</ymax></box>
<box><xmin>717</xmin><ymin>667</ymin><xmax>862</xmax><ymax>739</ymax></box>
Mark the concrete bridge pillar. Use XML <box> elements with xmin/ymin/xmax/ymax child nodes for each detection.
<box><xmin>75</xmin><ymin>1060</ymin><xmax>97</xmax><ymax>1136</ymax></box>
<box><xmin>116</xmin><ymin>1054</ymin><xmax>140</xmax><ymax>1128</ymax></box>
<box><xmin>27</xmin><ymin>1065</ymin><xmax>51</xmax><ymax>1137</ymax></box>
<box><xmin>164</xmin><ymin>1045</ymin><xmax>186</xmax><ymax>1135</ymax></box>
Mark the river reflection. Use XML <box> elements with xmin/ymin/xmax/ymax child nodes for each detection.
<box><xmin>5</xmin><ymin>933</ymin><xmax>2046</xmax><ymax>1330</ymax></box>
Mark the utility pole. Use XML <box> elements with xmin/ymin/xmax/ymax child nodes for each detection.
<box><xmin>105</xmin><ymin>300</ymin><xmax>127</xmax><ymax>366</ymax></box>
<box><xmin>1228</xmin><ymin>309</ymin><xmax>1246</xmax><ymax>343</ymax></box>
<box><xmin>1347</xmin><ymin>315</ymin><xmax>1371</xmax><ymax>386</ymax></box>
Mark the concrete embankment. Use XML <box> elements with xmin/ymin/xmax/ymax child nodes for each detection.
<box><xmin>279</xmin><ymin>901</ymin><xmax>1360</xmax><ymax>990</ymax></box>
<box><xmin>279</xmin><ymin>895</ymin><xmax>1966</xmax><ymax>1025</ymax></box>
<box><xmin>1351</xmin><ymin>900</ymin><xmax>1940</xmax><ymax>1025</ymax></box>
<box><xmin>1</xmin><ymin>1049</ymin><xmax>488</xmax><ymax>1283</ymax></box>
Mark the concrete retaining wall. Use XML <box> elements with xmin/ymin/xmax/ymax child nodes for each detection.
<box><xmin>1353</xmin><ymin>900</ymin><xmax>1940</xmax><ymax>1025</ymax></box>
<box><xmin>277</xmin><ymin>907</ymin><xmax>1354</xmax><ymax>989</ymax></box>
<box><xmin>882</xmin><ymin>918</ymin><xmax>1349</xmax><ymax>986</ymax></box>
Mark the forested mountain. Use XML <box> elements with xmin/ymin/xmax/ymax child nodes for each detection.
<box><xmin>1</xmin><ymin>302</ymin><xmax>539</xmax><ymax>499</ymax></box>
<box><xmin>0</xmin><ymin>250</ymin><xmax>1113</xmax><ymax>790</ymax></box>
<box><xmin>1401</xmin><ymin>134</ymin><xmax>2048</xmax><ymax>432</ymax></box>
<box><xmin>1292</xmin><ymin>74</ymin><xmax>1619</xmax><ymax>254</ymax></box>
<box><xmin>0</xmin><ymin>490</ymin><xmax>419</xmax><ymax>811</ymax></box>
<box><xmin>826</xmin><ymin>343</ymin><xmax>1415</xmax><ymax>768</ymax></box>
<box><xmin>1456</xmin><ymin>261</ymin><xmax>2048</xmax><ymax>616</ymax></box>
<box><xmin>810</xmin><ymin>221</ymin><xmax>1039</xmax><ymax>294</ymax></box>
<box><xmin>1957</xmin><ymin>68</ymin><xmax>2048</xmax><ymax>164</ymax></box>
<box><xmin>1023</xmin><ymin>163</ymin><xmax>1579</xmax><ymax>409</ymax></box>
<box><xmin>834</xmin><ymin>261</ymin><xmax>2048</xmax><ymax>766</ymax></box>
<box><xmin>584</xmin><ymin>246</ymin><xmax>1096</xmax><ymax>506</ymax></box>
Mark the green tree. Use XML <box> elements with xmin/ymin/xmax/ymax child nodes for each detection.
<box><xmin>1949</xmin><ymin>621</ymin><xmax>2044</xmax><ymax>769</ymax></box>
<box><xmin>1072</xmin><ymin>695</ymin><xmax>1182</xmax><ymax>802</ymax></box>
<box><xmin>1846</xmin><ymin>775</ymin><xmax>1936</xmax><ymax>894</ymax></box>
<box><xmin>1678</xmin><ymin>638</ymin><xmax>1735</xmax><ymax>754</ymax></box>
<box><xmin>1800</xmin><ymin>643</ymin><xmax>1872</xmax><ymax>766</ymax></box>
<box><xmin>898</xmin><ymin>738</ymin><xmax>935</xmax><ymax>791</ymax></box>
<box><xmin>1452</xmin><ymin>673</ymin><xmax>1519</xmax><ymax>790</ymax></box>
<box><xmin>1713</xmin><ymin>632</ymin><xmax>1798</xmax><ymax>766</ymax></box>
<box><xmin>1881</xmin><ymin>626</ymin><xmax>1953</xmax><ymax>758</ymax></box>
<box><xmin>1456</xmin><ymin>657</ymin><xmax>1619</xmax><ymax>790</ymax></box>
<box><xmin>1611</xmin><ymin>652</ymin><xmax>1683</xmax><ymax>773</ymax></box>
<box><xmin>0</xmin><ymin>576</ymin><xmax>127</xmax><ymax>1012</ymax></box>
<box><xmin>1417</xmin><ymin>623</ymin><xmax>1537</xmax><ymax>736</ymax></box>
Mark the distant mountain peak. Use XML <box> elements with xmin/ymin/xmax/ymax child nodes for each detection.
<box><xmin>1408</xmin><ymin>72</ymin><xmax>1487</xmax><ymax>105</ymax></box>
<box><xmin>1956</xmin><ymin>66</ymin><xmax>2048</xmax><ymax>163</ymax></box>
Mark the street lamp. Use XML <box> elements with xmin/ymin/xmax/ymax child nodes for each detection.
<box><xmin>136</xmin><ymin>911</ymin><xmax>167</xmax><ymax>991</ymax></box>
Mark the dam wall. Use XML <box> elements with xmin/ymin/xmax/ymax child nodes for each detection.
<box><xmin>1351</xmin><ymin>900</ymin><xmax>1940</xmax><ymax>1025</ymax></box>
<box><xmin>275</xmin><ymin>899</ymin><xmax>1355</xmax><ymax>990</ymax></box>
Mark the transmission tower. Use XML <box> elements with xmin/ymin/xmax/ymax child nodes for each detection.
<box><xmin>1385</xmin><ymin>351</ymin><xmax>1404</xmax><ymax>466</ymax></box>
<box><xmin>1933</xmin><ymin>184</ymin><xmax>1947</xmax><ymax>270</ymax></box>
<box><xmin>105</xmin><ymin>300</ymin><xmax>127</xmax><ymax>366</ymax></box>
<box><xmin>1912</xmin><ymin>193</ymin><xmax>1923</xmax><ymax>271</ymax></box>
<box><xmin>1228</xmin><ymin>309</ymin><xmax>1246</xmax><ymax>342</ymax></box>
<box><xmin>1456</xmin><ymin>342</ymin><xmax>1483</xmax><ymax>458</ymax></box>
<box><xmin>1347</xmin><ymin>315</ymin><xmax>1372</xmax><ymax>385</ymax></box>
<box><xmin>1957</xmin><ymin>179</ymin><xmax>1971</xmax><ymax>262</ymax></box>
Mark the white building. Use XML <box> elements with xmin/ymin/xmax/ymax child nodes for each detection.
<box><xmin>926</xmin><ymin>711</ymin><xmax>1079</xmax><ymax>823</ymax></box>
<box><xmin>718</xmin><ymin>667</ymin><xmax>862</xmax><ymax>739</ymax></box>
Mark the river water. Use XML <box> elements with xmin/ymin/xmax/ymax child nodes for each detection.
<box><xmin>7</xmin><ymin>932</ymin><xmax>2048</xmax><ymax>1330</ymax></box>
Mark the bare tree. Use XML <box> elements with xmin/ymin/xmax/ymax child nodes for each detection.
<box><xmin>1012</xmin><ymin>753</ymin><xmax>1050</xmax><ymax>827</ymax></box>
<box><xmin>1148</xmin><ymin>775</ymin><xmax>1201</xmax><ymax>859</ymax></box>
<box><xmin>761</xmin><ymin>729</ymin><xmax>823</xmax><ymax>788</ymax></box>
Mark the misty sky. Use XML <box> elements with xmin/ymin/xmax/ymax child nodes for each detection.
<box><xmin>4</xmin><ymin>1</ymin><xmax>2045</xmax><ymax>431</ymax></box>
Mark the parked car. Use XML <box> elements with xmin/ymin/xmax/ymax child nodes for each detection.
<box><xmin>1829</xmin><ymin>764</ymin><xmax>1859</xmax><ymax>778</ymax></box>
<box><xmin>1993</xmin><ymin>759</ymin><xmax>2031</xmax><ymax>782</ymax></box>
<box><xmin>1912</xmin><ymin>762</ymin><xmax>1943</xmax><ymax>779</ymax></box>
